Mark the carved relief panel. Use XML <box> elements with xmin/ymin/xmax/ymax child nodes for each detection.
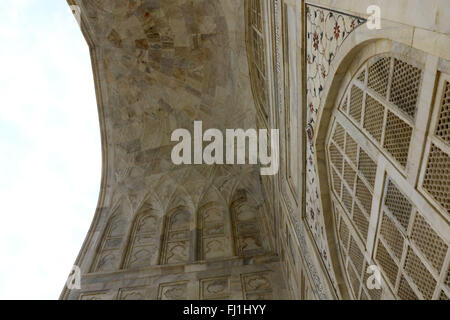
<box><xmin>118</xmin><ymin>286</ymin><xmax>148</xmax><ymax>300</ymax></box>
<box><xmin>241</xmin><ymin>272</ymin><xmax>273</xmax><ymax>300</ymax></box>
<box><xmin>79</xmin><ymin>290</ymin><xmax>117</xmax><ymax>300</ymax></box>
<box><xmin>158</xmin><ymin>281</ymin><xmax>189</xmax><ymax>300</ymax></box>
<box><xmin>200</xmin><ymin>276</ymin><xmax>230</xmax><ymax>300</ymax></box>
<box><xmin>198</xmin><ymin>202</ymin><xmax>233</xmax><ymax>261</ymax></box>
<box><xmin>123</xmin><ymin>203</ymin><xmax>163</xmax><ymax>269</ymax></box>
<box><xmin>91</xmin><ymin>215</ymin><xmax>127</xmax><ymax>272</ymax></box>
<box><xmin>161</xmin><ymin>207</ymin><xmax>192</xmax><ymax>264</ymax></box>
<box><xmin>231</xmin><ymin>190</ymin><xmax>266</xmax><ymax>256</ymax></box>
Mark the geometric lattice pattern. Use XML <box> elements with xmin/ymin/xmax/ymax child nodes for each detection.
<box><xmin>339</xmin><ymin>217</ymin><xmax>350</xmax><ymax>251</ymax></box>
<box><xmin>328</xmin><ymin>54</ymin><xmax>450</xmax><ymax>300</ymax></box>
<box><xmin>389</xmin><ymin>58</ymin><xmax>422</xmax><ymax>120</ymax></box>
<box><xmin>349</xmin><ymin>237</ymin><xmax>365</xmax><ymax>274</ymax></box>
<box><xmin>398</xmin><ymin>275</ymin><xmax>418</xmax><ymax>300</ymax></box>
<box><xmin>343</xmin><ymin>54</ymin><xmax>419</xmax><ymax>171</ymax></box>
<box><xmin>403</xmin><ymin>247</ymin><xmax>437</xmax><ymax>300</ymax></box>
<box><xmin>384</xmin><ymin>179</ymin><xmax>413</xmax><ymax>231</ymax></box>
<box><xmin>352</xmin><ymin>204</ymin><xmax>369</xmax><ymax>242</ymax></box>
<box><xmin>358</xmin><ymin>149</ymin><xmax>377</xmax><ymax>189</ymax></box>
<box><xmin>380</xmin><ymin>212</ymin><xmax>404</xmax><ymax>261</ymax></box>
<box><xmin>383</xmin><ymin>111</ymin><xmax>413</xmax><ymax>168</ymax></box>
<box><xmin>410</xmin><ymin>213</ymin><xmax>448</xmax><ymax>272</ymax></box>
<box><xmin>328</xmin><ymin>118</ymin><xmax>381</xmax><ymax>299</ymax></box>
<box><xmin>356</xmin><ymin>177</ymin><xmax>373</xmax><ymax>215</ymax></box>
<box><xmin>328</xmin><ymin>118</ymin><xmax>376</xmax><ymax>244</ymax></box>
<box><xmin>423</xmin><ymin>144</ymin><xmax>450</xmax><ymax>214</ymax></box>
<box><xmin>375</xmin><ymin>240</ymin><xmax>399</xmax><ymax>287</ymax></box>
<box><xmin>349</xmin><ymin>86</ymin><xmax>364</xmax><ymax>124</ymax></box>
<box><xmin>367</xmin><ymin>56</ymin><xmax>391</xmax><ymax>98</ymax></box>
<box><xmin>371</xmin><ymin>172</ymin><xmax>449</xmax><ymax>300</ymax></box>
<box><xmin>363</xmin><ymin>95</ymin><xmax>384</xmax><ymax>143</ymax></box>
<box><xmin>375</xmin><ymin>175</ymin><xmax>450</xmax><ymax>300</ymax></box>
<box><xmin>435</xmin><ymin>81</ymin><xmax>450</xmax><ymax>143</ymax></box>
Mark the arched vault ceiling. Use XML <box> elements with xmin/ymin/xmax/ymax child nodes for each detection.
<box><xmin>78</xmin><ymin>0</ymin><xmax>260</xmax><ymax>206</ymax></box>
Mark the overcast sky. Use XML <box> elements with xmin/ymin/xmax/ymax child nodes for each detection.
<box><xmin>0</xmin><ymin>0</ymin><xmax>101</xmax><ymax>299</ymax></box>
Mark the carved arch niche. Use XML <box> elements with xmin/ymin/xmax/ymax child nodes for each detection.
<box><xmin>160</xmin><ymin>205</ymin><xmax>193</xmax><ymax>265</ymax></box>
<box><xmin>121</xmin><ymin>199</ymin><xmax>164</xmax><ymax>269</ymax></box>
<box><xmin>230</xmin><ymin>189</ymin><xmax>268</xmax><ymax>257</ymax></box>
<box><xmin>91</xmin><ymin>210</ymin><xmax>127</xmax><ymax>273</ymax></box>
<box><xmin>197</xmin><ymin>187</ymin><xmax>234</xmax><ymax>261</ymax></box>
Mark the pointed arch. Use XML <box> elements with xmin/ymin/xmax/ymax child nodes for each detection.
<box><xmin>90</xmin><ymin>213</ymin><xmax>127</xmax><ymax>273</ymax></box>
<box><xmin>197</xmin><ymin>187</ymin><xmax>234</xmax><ymax>261</ymax></box>
<box><xmin>121</xmin><ymin>198</ymin><xmax>164</xmax><ymax>269</ymax></box>
<box><xmin>160</xmin><ymin>205</ymin><xmax>193</xmax><ymax>265</ymax></box>
<box><xmin>230</xmin><ymin>188</ymin><xmax>266</xmax><ymax>257</ymax></box>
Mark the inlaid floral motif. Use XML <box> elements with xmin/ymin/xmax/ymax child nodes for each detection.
<box><xmin>305</xmin><ymin>4</ymin><xmax>366</xmax><ymax>276</ymax></box>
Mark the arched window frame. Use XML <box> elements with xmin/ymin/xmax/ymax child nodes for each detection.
<box><xmin>323</xmin><ymin>45</ymin><xmax>450</xmax><ymax>300</ymax></box>
<box><xmin>160</xmin><ymin>206</ymin><xmax>193</xmax><ymax>265</ymax></box>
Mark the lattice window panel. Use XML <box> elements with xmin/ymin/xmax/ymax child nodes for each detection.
<box><xmin>410</xmin><ymin>213</ymin><xmax>448</xmax><ymax>272</ymax></box>
<box><xmin>349</xmin><ymin>236</ymin><xmax>365</xmax><ymax>275</ymax></box>
<box><xmin>333</xmin><ymin>122</ymin><xmax>346</xmax><ymax>148</ymax></box>
<box><xmin>342</xmin><ymin>246</ymin><xmax>381</xmax><ymax>300</ymax></box>
<box><xmin>329</xmin><ymin>142</ymin><xmax>343</xmax><ymax>174</ymax></box>
<box><xmin>379</xmin><ymin>212</ymin><xmax>404</xmax><ymax>261</ymax></box>
<box><xmin>389</xmin><ymin>58</ymin><xmax>422</xmax><ymax>120</ymax></box>
<box><xmin>353</xmin><ymin>204</ymin><xmax>369</xmax><ymax>242</ymax></box>
<box><xmin>383</xmin><ymin>111</ymin><xmax>413</xmax><ymax>168</ymax></box>
<box><xmin>345</xmin><ymin>134</ymin><xmax>358</xmax><ymax>166</ymax></box>
<box><xmin>419</xmin><ymin>75</ymin><xmax>450</xmax><ymax>217</ymax></box>
<box><xmin>439</xmin><ymin>290</ymin><xmax>449</xmax><ymax>300</ymax></box>
<box><xmin>358</xmin><ymin>149</ymin><xmax>377</xmax><ymax>189</ymax></box>
<box><xmin>357</xmin><ymin>69</ymin><xmax>366</xmax><ymax>83</ymax></box>
<box><xmin>339</xmin><ymin>216</ymin><xmax>350</xmax><ymax>251</ymax></box>
<box><xmin>384</xmin><ymin>179</ymin><xmax>412</xmax><ymax>231</ymax></box>
<box><xmin>331</xmin><ymin>167</ymin><xmax>342</xmax><ymax>199</ymax></box>
<box><xmin>349</xmin><ymin>85</ymin><xmax>364</xmax><ymax>124</ymax></box>
<box><xmin>343</xmin><ymin>160</ymin><xmax>356</xmax><ymax>190</ymax></box>
<box><xmin>375</xmin><ymin>240</ymin><xmax>399</xmax><ymax>287</ymax></box>
<box><xmin>348</xmin><ymin>262</ymin><xmax>361</xmax><ymax>297</ymax></box>
<box><xmin>435</xmin><ymin>81</ymin><xmax>450</xmax><ymax>143</ymax></box>
<box><xmin>422</xmin><ymin>144</ymin><xmax>450</xmax><ymax>214</ymax></box>
<box><xmin>360</xmin><ymin>289</ymin><xmax>369</xmax><ymax>300</ymax></box>
<box><xmin>374</xmin><ymin>177</ymin><xmax>449</xmax><ymax>300</ymax></box>
<box><xmin>355</xmin><ymin>177</ymin><xmax>372</xmax><ymax>215</ymax></box>
<box><xmin>403</xmin><ymin>247</ymin><xmax>437</xmax><ymax>300</ymax></box>
<box><xmin>327</xmin><ymin>53</ymin><xmax>449</xmax><ymax>300</ymax></box>
<box><xmin>397</xmin><ymin>275</ymin><xmax>418</xmax><ymax>300</ymax></box>
<box><xmin>445</xmin><ymin>267</ymin><xmax>449</xmax><ymax>287</ymax></box>
<box><xmin>340</xmin><ymin>95</ymin><xmax>348</xmax><ymax>113</ymax></box>
<box><xmin>367</xmin><ymin>55</ymin><xmax>391</xmax><ymax>98</ymax></box>
<box><xmin>363</xmin><ymin>95</ymin><xmax>384</xmax><ymax>143</ymax></box>
<box><xmin>327</xmin><ymin>119</ymin><xmax>378</xmax><ymax>299</ymax></box>
<box><xmin>342</xmin><ymin>184</ymin><xmax>353</xmax><ymax>215</ymax></box>
<box><xmin>344</xmin><ymin>54</ymin><xmax>420</xmax><ymax>171</ymax></box>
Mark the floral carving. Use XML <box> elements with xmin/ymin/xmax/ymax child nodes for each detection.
<box><xmin>305</xmin><ymin>3</ymin><xmax>366</xmax><ymax>286</ymax></box>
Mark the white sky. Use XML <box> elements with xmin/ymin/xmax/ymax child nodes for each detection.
<box><xmin>0</xmin><ymin>0</ymin><xmax>101</xmax><ymax>299</ymax></box>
